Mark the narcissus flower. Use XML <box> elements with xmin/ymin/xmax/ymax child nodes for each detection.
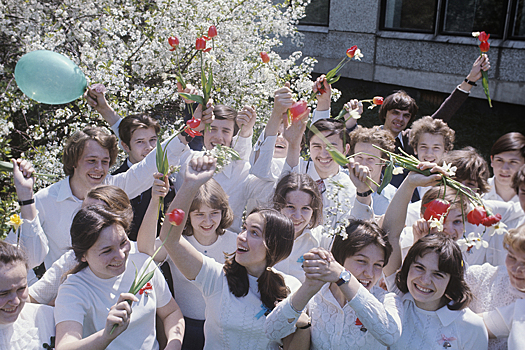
<box><xmin>7</xmin><ymin>214</ymin><xmax>23</xmax><ymax>231</ymax></box>
<box><xmin>260</xmin><ymin>51</ymin><xmax>270</xmax><ymax>63</ymax></box>
<box><xmin>167</xmin><ymin>208</ymin><xmax>185</xmax><ymax>226</ymax></box>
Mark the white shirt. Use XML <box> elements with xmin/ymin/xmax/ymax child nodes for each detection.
<box><xmin>282</xmin><ymin>159</ymin><xmax>356</xmax><ymax>229</ymax></box>
<box><xmin>484</xmin><ymin>177</ymin><xmax>520</xmax><ymax>203</ymax></box>
<box><xmin>371</xmin><ymin>183</ymin><xmax>396</xmax><ymax>216</ymax></box>
<box><xmin>465</xmin><ymin>263</ymin><xmax>525</xmax><ymax>350</ymax></box>
<box><xmin>29</xmin><ymin>242</ymin><xmax>138</xmax><ymax>305</ymax></box>
<box><xmin>193</xmin><ymin>255</ymin><xmax>301</xmax><ymax>350</ymax></box>
<box><xmin>265</xmin><ymin>284</ymin><xmax>403</xmax><ymax>350</ymax></box>
<box><xmin>5</xmin><ymin>136</ymin><xmax>188</xmax><ymax>269</ymax></box>
<box><xmin>0</xmin><ymin>303</ymin><xmax>55</xmax><ymax>350</ymax></box>
<box><xmin>390</xmin><ymin>294</ymin><xmax>488</xmax><ymax>350</ymax></box>
<box><xmin>483</xmin><ymin>298</ymin><xmax>525</xmax><ymax>350</ymax></box>
<box><xmin>169</xmin><ymin>231</ymin><xmax>237</xmax><ymax>320</ymax></box>
<box><xmin>274</xmin><ymin>226</ymin><xmax>333</xmax><ymax>283</ymax></box>
<box><xmin>173</xmin><ymin>135</ymin><xmax>252</xmax><ymax>233</ymax></box>
<box><xmin>54</xmin><ymin>252</ymin><xmax>172</xmax><ymax>350</ymax></box>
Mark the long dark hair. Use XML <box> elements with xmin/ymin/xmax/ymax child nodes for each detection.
<box><xmin>69</xmin><ymin>206</ymin><xmax>131</xmax><ymax>275</ymax></box>
<box><xmin>223</xmin><ymin>208</ymin><xmax>294</xmax><ymax>311</ymax></box>
<box><xmin>395</xmin><ymin>234</ymin><xmax>472</xmax><ymax>310</ymax></box>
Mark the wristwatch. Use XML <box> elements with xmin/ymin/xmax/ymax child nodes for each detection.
<box><xmin>336</xmin><ymin>269</ymin><xmax>351</xmax><ymax>286</ymax></box>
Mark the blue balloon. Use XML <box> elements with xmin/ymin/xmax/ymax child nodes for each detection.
<box><xmin>14</xmin><ymin>50</ymin><xmax>87</xmax><ymax>105</ymax></box>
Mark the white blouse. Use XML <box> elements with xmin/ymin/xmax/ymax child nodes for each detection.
<box><xmin>0</xmin><ymin>303</ymin><xmax>55</xmax><ymax>350</ymax></box>
<box><xmin>265</xmin><ymin>284</ymin><xmax>403</xmax><ymax>350</ymax></box>
<box><xmin>193</xmin><ymin>255</ymin><xmax>301</xmax><ymax>350</ymax></box>
<box><xmin>483</xmin><ymin>298</ymin><xmax>525</xmax><ymax>350</ymax></box>
<box><xmin>465</xmin><ymin>263</ymin><xmax>525</xmax><ymax>350</ymax></box>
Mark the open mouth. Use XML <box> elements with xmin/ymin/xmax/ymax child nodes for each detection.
<box><xmin>88</xmin><ymin>173</ymin><xmax>104</xmax><ymax>180</ymax></box>
<box><xmin>200</xmin><ymin>225</ymin><xmax>215</xmax><ymax>231</ymax></box>
<box><xmin>317</xmin><ymin>158</ymin><xmax>332</xmax><ymax>165</ymax></box>
<box><xmin>109</xmin><ymin>261</ymin><xmax>124</xmax><ymax>268</ymax></box>
<box><xmin>358</xmin><ymin>279</ymin><xmax>371</xmax><ymax>288</ymax></box>
<box><xmin>414</xmin><ymin>283</ymin><xmax>433</xmax><ymax>294</ymax></box>
<box><xmin>1</xmin><ymin>306</ymin><xmax>18</xmax><ymax>313</ymax></box>
<box><xmin>237</xmin><ymin>246</ymin><xmax>249</xmax><ymax>253</ymax></box>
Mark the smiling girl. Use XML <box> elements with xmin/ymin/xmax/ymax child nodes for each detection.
<box><xmin>389</xmin><ymin>234</ymin><xmax>488</xmax><ymax>350</ymax></box>
<box><xmin>266</xmin><ymin>220</ymin><xmax>402</xmax><ymax>350</ymax></box>
<box><xmin>53</xmin><ymin>206</ymin><xmax>184</xmax><ymax>350</ymax></box>
<box><xmin>159</xmin><ymin>156</ymin><xmax>301</xmax><ymax>350</ymax></box>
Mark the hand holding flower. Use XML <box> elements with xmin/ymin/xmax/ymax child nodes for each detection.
<box><xmin>272</xmin><ymin>83</ymin><xmax>294</xmax><ymax>118</ymax></box>
<box><xmin>105</xmin><ymin>293</ymin><xmax>138</xmax><ymax>339</ymax></box>
<box><xmin>151</xmin><ymin>173</ymin><xmax>170</xmax><ymax>201</ymax></box>
<box><xmin>236</xmin><ymin>105</ymin><xmax>257</xmax><ymax>138</ymax></box>
<box><xmin>466</xmin><ymin>54</ymin><xmax>490</xmax><ymax>83</ymax></box>
<box><xmin>312</xmin><ymin>74</ymin><xmax>331</xmax><ymax>111</ymax></box>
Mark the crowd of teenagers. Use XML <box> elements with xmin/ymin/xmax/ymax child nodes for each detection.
<box><xmin>2</xmin><ymin>52</ymin><xmax>525</xmax><ymax>350</ymax></box>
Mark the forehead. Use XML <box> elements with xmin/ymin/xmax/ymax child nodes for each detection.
<box><xmin>130</xmin><ymin>126</ymin><xmax>157</xmax><ymax>140</ymax></box>
<box><xmin>211</xmin><ymin>118</ymin><xmax>235</xmax><ymax>130</ymax></box>
<box><xmin>414</xmin><ymin>250</ymin><xmax>440</xmax><ymax>268</ymax></box>
<box><xmin>354</xmin><ymin>142</ymin><xmax>382</xmax><ymax>157</ymax></box>
<box><xmin>81</xmin><ymin>140</ymin><xmax>110</xmax><ymax>159</ymax></box>
<box><xmin>418</xmin><ymin>133</ymin><xmax>445</xmax><ymax>146</ymax></box>
<box><xmin>192</xmin><ymin>204</ymin><xmax>220</xmax><ymax>213</ymax></box>
<box><xmin>285</xmin><ymin>190</ymin><xmax>312</xmax><ymax>205</ymax></box>
<box><xmin>387</xmin><ymin>109</ymin><xmax>411</xmax><ymax>117</ymax></box>
<box><xmin>507</xmin><ymin>245</ymin><xmax>525</xmax><ymax>261</ymax></box>
<box><xmin>0</xmin><ymin>262</ymin><xmax>27</xmax><ymax>289</ymax></box>
<box><xmin>493</xmin><ymin>150</ymin><xmax>525</xmax><ymax>162</ymax></box>
<box><xmin>352</xmin><ymin>243</ymin><xmax>385</xmax><ymax>261</ymax></box>
<box><xmin>246</xmin><ymin>212</ymin><xmax>264</xmax><ymax>229</ymax></box>
<box><xmin>310</xmin><ymin>130</ymin><xmax>342</xmax><ymax>145</ymax></box>
<box><xmin>92</xmin><ymin>224</ymin><xmax>126</xmax><ymax>248</ymax></box>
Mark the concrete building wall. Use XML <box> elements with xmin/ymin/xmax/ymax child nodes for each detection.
<box><xmin>279</xmin><ymin>0</ymin><xmax>525</xmax><ymax>105</ymax></box>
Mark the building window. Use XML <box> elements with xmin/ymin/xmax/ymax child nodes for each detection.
<box><xmin>381</xmin><ymin>0</ymin><xmax>525</xmax><ymax>39</ymax></box>
<box><xmin>299</xmin><ymin>0</ymin><xmax>330</xmax><ymax>26</ymax></box>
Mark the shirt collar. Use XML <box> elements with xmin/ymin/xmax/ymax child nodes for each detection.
<box><xmin>403</xmin><ymin>293</ymin><xmax>461</xmax><ymax>327</ymax></box>
<box><xmin>57</xmin><ymin>176</ymin><xmax>81</xmax><ymax>202</ymax></box>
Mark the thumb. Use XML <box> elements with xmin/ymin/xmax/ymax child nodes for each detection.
<box><xmin>284</xmin><ymin>82</ymin><xmax>290</xmax><ymax>88</ymax></box>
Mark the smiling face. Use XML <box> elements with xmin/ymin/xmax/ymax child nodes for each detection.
<box><xmin>309</xmin><ymin>131</ymin><xmax>346</xmax><ymax>179</ymax></box>
<box><xmin>407</xmin><ymin>251</ymin><xmax>451</xmax><ymax>311</ymax></box>
<box><xmin>505</xmin><ymin>245</ymin><xmax>525</xmax><ymax>291</ymax></box>
<box><xmin>0</xmin><ymin>262</ymin><xmax>28</xmax><ymax>325</ymax></box>
<box><xmin>415</xmin><ymin>133</ymin><xmax>446</xmax><ymax>163</ymax></box>
<box><xmin>343</xmin><ymin>244</ymin><xmax>385</xmax><ymax>291</ymax></box>
<box><xmin>82</xmin><ymin>224</ymin><xmax>131</xmax><ymax>279</ymax></box>
<box><xmin>491</xmin><ymin>150</ymin><xmax>525</xmax><ymax>189</ymax></box>
<box><xmin>189</xmin><ymin>204</ymin><xmax>222</xmax><ymax>244</ymax></box>
<box><xmin>384</xmin><ymin>109</ymin><xmax>411</xmax><ymax>136</ymax></box>
<box><xmin>122</xmin><ymin>127</ymin><xmax>158</xmax><ymax>164</ymax></box>
<box><xmin>274</xmin><ymin>124</ymin><xmax>289</xmax><ymax>159</ymax></box>
<box><xmin>204</xmin><ymin>119</ymin><xmax>235</xmax><ymax>150</ymax></box>
<box><xmin>281</xmin><ymin>190</ymin><xmax>314</xmax><ymax>239</ymax></box>
<box><xmin>72</xmin><ymin>140</ymin><xmax>110</xmax><ymax>190</ymax></box>
<box><xmin>353</xmin><ymin>142</ymin><xmax>384</xmax><ymax>184</ymax></box>
<box><xmin>235</xmin><ymin>213</ymin><xmax>267</xmax><ymax>277</ymax></box>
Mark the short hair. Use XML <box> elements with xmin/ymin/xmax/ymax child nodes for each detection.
<box><xmin>118</xmin><ymin>114</ymin><xmax>160</xmax><ymax>148</ymax></box>
<box><xmin>504</xmin><ymin>223</ymin><xmax>525</xmax><ymax>256</ymax></box>
<box><xmin>306</xmin><ymin>118</ymin><xmax>346</xmax><ymax>147</ymax></box>
<box><xmin>0</xmin><ymin>240</ymin><xmax>28</xmax><ymax>269</ymax></box>
<box><xmin>512</xmin><ymin>164</ymin><xmax>525</xmax><ymax>195</ymax></box>
<box><xmin>273</xmin><ymin>173</ymin><xmax>323</xmax><ymax>229</ymax></box>
<box><xmin>420</xmin><ymin>186</ymin><xmax>468</xmax><ymax>217</ymax></box>
<box><xmin>348</xmin><ymin>126</ymin><xmax>395</xmax><ymax>158</ymax></box>
<box><xmin>441</xmin><ymin>147</ymin><xmax>490</xmax><ymax>194</ymax></box>
<box><xmin>395</xmin><ymin>234</ymin><xmax>472</xmax><ymax>310</ymax></box>
<box><xmin>69</xmin><ymin>206</ymin><xmax>131</xmax><ymax>275</ymax></box>
<box><xmin>409</xmin><ymin>116</ymin><xmax>455</xmax><ymax>152</ymax></box>
<box><xmin>212</xmin><ymin>105</ymin><xmax>239</xmax><ymax>136</ymax></box>
<box><xmin>331</xmin><ymin>220</ymin><xmax>392</xmax><ymax>267</ymax></box>
<box><xmin>62</xmin><ymin>127</ymin><xmax>119</xmax><ymax>176</ymax></box>
<box><xmin>85</xmin><ymin>185</ymin><xmax>133</xmax><ymax>223</ymax></box>
<box><xmin>378</xmin><ymin>90</ymin><xmax>418</xmax><ymax>124</ymax></box>
<box><xmin>185</xmin><ymin>178</ymin><xmax>234</xmax><ymax>236</ymax></box>
<box><xmin>490</xmin><ymin>132</ymin><xmax>525</xmax><ymax>159</ymax></box>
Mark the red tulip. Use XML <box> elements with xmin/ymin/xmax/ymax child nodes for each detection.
<box><xmin>203</xmin><ymin>47</ymin><xmax>212</xmax><ymax>53</ymax></box>
<box><xmin>186</xmin><ymin>117</ymin><xmax>201</xmax><ymax>129</ymax></box>
<box><xmin>479</xmin><ymin>41</ymin><xmax>490</xmax><ymax>53</ymax></box>
<box><xmin>288</xmin><ymin>101</ymin><xmax>308</xmax><ymax>121</ymax></box>
<box><xmin>186</xmin><ymin>128</ymin><xmax>203</xmax><ymax>137</ymax></box>
<box><xmin>346</xmin><ymin>45</ymin><xmax>358</xmax><ymax>58</ymax></box>
<box><xmin>481</xmin><ymin>213</ymin><xmax>501</xmax><ymax>227</ymax></box>
<box><xmin>168</xmin><ymin>36</ymin><xmax>179</xmax><ymax>47</ymax></box>
<box><xmin>196</xmin><ymin>37</ymin><xmax>206</xmax><ymax>51</ymax></box>
<box><xmin>373</xmin><ymin>96</ymin><xmax>384</xmax><ymax>105</ymax></box>
<box><xmin>208</xmin><ymin>26</ymin><xmax>217</xmax><ymax>39</ymax></box>
<box><xmin>423</xmin><ymin>199</ymin><xmax>451</xmax><ymax>221</ymax></box>
<box><xmin>167</xmin><ymin>208</ymin><xmax>185</xmax><ymax>226</ymax></box>
<box><xmin>260</xmin><ymin>52</ymin><xmax>270</xmax><ymax>63</ymax></box>
<box><xmin>478</xmin><ymin>31</ymin><xmax>490</xmax><ymax>42</ymax></box>
<box><xmin>467</xmin><ymin>206</ymin><xmax>487</xmax><ymax>226</ymax></box>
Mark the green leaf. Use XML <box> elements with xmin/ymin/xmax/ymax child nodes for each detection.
<box><xmin>131</xmin><ymin>270</ymin><xmax>156</xmax><ymax>294</ymax></box>
<box><xmin>179</xmin><ymin>93</ymin><xmax>205</xmax><ymax>106</ymax></box>
<box><xmin>176</xmin><ymin>75</ymin><xmax>186</xmax><ymax>90</ymax></box>
<box><xmin>0</xmin><ymin>160</ymin><xmax>13</xmax><ymax>172</ymax></box>
<box><xmin>481</xmin><ymin>71</ymin><xmax>492</xmax><ymax>108</ymax></box>
<box><xmin>377</xmin><ymin>158</ymin><xmax>394</xmax><ymax>194</ymax></box>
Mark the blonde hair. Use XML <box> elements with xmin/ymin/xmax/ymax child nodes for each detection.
<box><xmin>504</xmin><ymin>224</ymin><xmax>525</xmax><ymax>255</ymax></box>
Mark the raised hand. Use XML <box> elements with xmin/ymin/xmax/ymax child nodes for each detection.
<box><xmin>236</xmin><ymin>105</ymin><xmax>257</xmax><ymax>138</ymax></box>
<box><xmin>185</xmin><ymin>156</ymin><xmax>217</xmax><ymax>187</ymax></box>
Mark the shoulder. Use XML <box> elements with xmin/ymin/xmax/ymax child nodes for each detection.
<box><xmin>35</xmin><ymin>177</ymin><xmax>66</xmax><ymax>199</ymax></box>
<box><xmin>457</xmin><ymin>308</ymin><xmax>488</xmax><ymax>335</ymax></box>
<box><xmin>218</xmin><ymin>230</ymin><xmax>239</xmax><ymax>246</ymax></box>
<box><xmin>21</xmin><ymin>303</ymin><xmax>55</xmax><ymax>323</ymax></box>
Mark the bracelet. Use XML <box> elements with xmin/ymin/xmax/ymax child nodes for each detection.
<box><xmin>356</xmin><ymin>189</ymin><xmax>373</xmax><ymax>197</ymax></box>
<box><xmin>181</xmin><ymin>130</ymin><xmax>194</xmax><ymax>143</ymax></box>
<box><xmin>298</xmin><ymin>322</ymin><xmax>311</xmax><ymax>330</ymax></box>
<box><xmin>464</xmin><ymin>78</ymin><xmax>477</xmax><ymax>86</ymax></box>
<box><xmin>289</xmin><ymin>299</ymin><xmax>302</xmax><ymax>314</ymax></box>
<box><xmin>18</xmin><ymin>198</ymin><xmax>35</xmax><ymax>206</ymax></box>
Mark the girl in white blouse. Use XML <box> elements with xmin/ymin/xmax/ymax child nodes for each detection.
<box><xmin>159</xmin><ymin>156</ymin><xmax>301</xmax><ymax>350</ymax></box>
<box><xmin>54</xmin><ymin>205</ymin><xmax>184</xmax><ymax>350</ymax></box>
<box><xmin>0</xmin><ymin>241</ymin><xmax>55</xmax><ymax>350</ymax></box>
<box><xmin>389</xmin><ymin>234</ymin><xmax>488</xmax><ymax>350</ymax></box>
<box><xmin>265</xmin><ymin>220</ymin><xmax>402</xmax><ymax>350</ymax></box>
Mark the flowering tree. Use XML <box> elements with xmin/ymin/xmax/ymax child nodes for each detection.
<box><xmin>0</xmin><ymin>0</ymin><xmax>320</xmax><ymax>236</ymax></box>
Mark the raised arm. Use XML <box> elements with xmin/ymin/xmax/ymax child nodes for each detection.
<box><xmin>283</xmin><ymin>109</ymin><xmax>310</xmax><ymax>169</ymax></box>
<box><xmin>159</xmin><ymin>156</ymin><xmax>216</xmax><ymax>281</ymax></box>
<box><xmin>136</xmin><ymin>172</ymin><xmax>169</xmax><ymax>262</ymax></box>
<box><xmin>84</xmin><ymin>85</ymin><xmax>120</xmax><ymax>127</ymax></box>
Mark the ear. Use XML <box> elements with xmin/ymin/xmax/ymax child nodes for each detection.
<box><xmin>490</xmin><ymin>155</ymin><xmax>494</xmax><ymax>167</ymax></box>
<box><xmin>121</xmin><ymin>142</ymin><xmax>131</xmax><ymax>155</ymax></box>
<box><xmin>80</xmin><ymin>254</ymin><xmax>87</xmax><ymax>263</ymax></box>
<box><xmin>344</xmin><ymin>143</ymin><xmax>350</xmax><ymax>155</ymax></box>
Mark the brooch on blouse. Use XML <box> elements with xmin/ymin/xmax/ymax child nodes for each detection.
<box><xmin>255</xmin><ymin>303</ymin><xmax>272</xmax><ymax>319</ymax></box>
<box><xmin>355</xmin><ymin>318</ymin><xmax>367</xmax><ymax>332</ymax></box>
<box><xmin>438</xmin><ymin>334</ymin><xmax>457</xmax><ymax>348</ymax></box>
<box><xmin>139</xmin><ymin>282</ymin><xmax>153</xmax><ymax>296</ymax></box>
<box><xmin>42</xmin><ymin>336</ymin><xmax>55</xmax><ymax>349</ymax></box>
